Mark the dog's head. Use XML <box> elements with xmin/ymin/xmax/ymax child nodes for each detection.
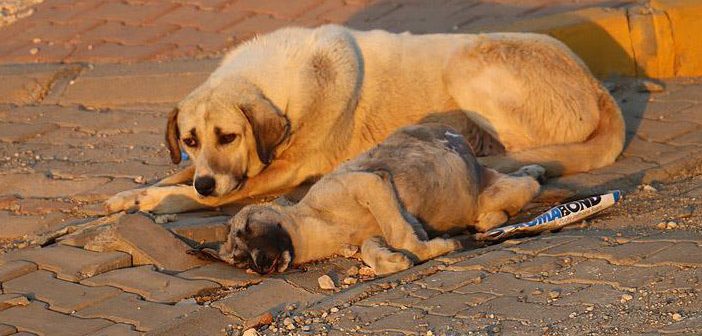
<box><xmin>166</xmin><ymin>80</ymin><xmax>290</xmax><ymax>197</ymax></box>
<box><xmin>219</xmin><ymin>204</ymin><xmax>294</xmax><ymax>274</ymax></box>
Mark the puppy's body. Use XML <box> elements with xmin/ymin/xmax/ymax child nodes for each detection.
<box><xmin>221</xmin><ymin>124</ymin><xmax>542</xmax><ymax>275</ymax></box>
<box><xmin>107</xmin><ymin>25</ymin><xmax>623</xmax><ymax>214</ymax></box>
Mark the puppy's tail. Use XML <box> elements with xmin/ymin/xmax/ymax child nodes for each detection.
<box><xmin>480</xmin><ymin>83</ymin><xmax>625</xmax><ymax>177</ymax></box>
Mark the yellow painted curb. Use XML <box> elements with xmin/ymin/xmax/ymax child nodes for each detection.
<box><xmin>472</xmin><ymin>2</ymin><xmax>702</xmax><ymax>78</ymax></box>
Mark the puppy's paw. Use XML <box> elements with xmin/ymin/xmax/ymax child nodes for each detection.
<box><xmin>511</xmin><ymin>164</ymin><xmax>547</xmax><ymax>183</ymax></box>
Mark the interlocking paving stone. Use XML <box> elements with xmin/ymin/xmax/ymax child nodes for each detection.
<box><xmin>548</xmin><ymin>259</ymin><xmax>680</xmax><ymax>290</ymax></box>
<box><xmin>212</xmin><ymin>279</ymin><xmax>323</xmax><ymax>319</ymax></box>
<box><xmin>0</xmin><ymin>245</ymin><xmax>132</xmax><ymax>282</ymax></box>
<box><xmin>0</xmin><ymin>324</ymin><xmax>17</xmax><ymax>336</ymax></box>
<box><xmin>81</xmin><ymin>265</ymin><xmax>219</xmax><ymax>304</ymax></box>
<box><xmin>454</xmin><ymin>272</ymin><xmax>586</xmax><ymax>304</ymax></box>
<box><xmin>4</xmin><ymin>270</ymin><xmax>122</xmax><ymax>314</ymax></box>
<box><xmin>415</xmin><ymin>270</ymin><xmax>484</xmax><ymax>292</ymax></box>
<box><xmin>0</xmin><ymin>301</ymin><xmax>112</xmax><ymax>336</ymax></box>
<box><xmin>0</xmin><ymin>294</ymin><xmax>29</xmax><ymax>311</ymax></box>
<box><xmin>177</xmin><ymin>262</ymin><xmax>262</xmax><ymax>287</ymax></box>
<box><xmin>458</xmin><ymin>296</ymin><xmax>572</xmax><ymax>323</ymax></box>
<box><xmin>411</xmin><ymin>292</ymin><xmax>494</xmax><ymax>316</ymax></box>
<box><xmin>550</xmin><ymin>285</ymin><xmax>625</xmax><ymax>307</ymax></box>
<box><xmin>164</xmin><ymin>215</ymin><xmax>231</xmax><ymax>243</ymax></box>
<box><xmin>446</xmin><ymin>250</ymin><xmax>524</xmax><ymax>271</ymax></box>
<box><xmin>83</xmin><ymin>214</ymin><xmax>208</xmax><ymax>272</ymax></box>
<box><xmin>58</xmin><ymin>60</ymin><xmax>216</xmax><ymax>107</ymax></box>
<box><xmin>76</xmin><ymin>293</ymin><xmax>197</xmax><ymax>332</ymax></box>
<box><xmin>0</xmin><ymin>64</ymin><xmax>64</xmax><ymax>105</ymax></box>
<box><xmin>500</xmin><ymin>256</ymin><xmax>579</xmax><ymax>277</ymax></box>
<box><xmin>87</xmin><ymin>323</ymin><xmax>142</xmax><ymax>336</ymax></box>
<box><xmin>506</xmin><ymin>236</ymin><xmax>581</xmax><ymax>256</ymax></box>
<box><xmin>642</xmin><ymin>243</ymin><xmax>702</xmax><ymax>267</ymax></box>
<box><xmin>0</xmin><ymin>261</ymin><xmax>37</xmax><ymax>283</ymax></box>
<box><xmin>144</xmin><ymin>307</ymin><xmax>242</xmax><ymax>336</ymax></box>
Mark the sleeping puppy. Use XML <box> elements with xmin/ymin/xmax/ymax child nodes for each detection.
<box><xmin>218</xmin><ymin>123</ymin><xmax>544</xmax><ymax>275</ymax></box>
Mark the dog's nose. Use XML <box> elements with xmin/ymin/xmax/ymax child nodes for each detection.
<box><xmin>194</xmin><ymin>176</ymin><xmax>216</xmax><ymax>196</ymax></box>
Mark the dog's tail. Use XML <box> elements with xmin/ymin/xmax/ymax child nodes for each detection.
<box><xmin>480</xmin><ymin>83</ymin><xmax>625</xmax><ymax>177</ymax></box>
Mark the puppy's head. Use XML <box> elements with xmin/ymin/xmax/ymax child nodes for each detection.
<box><xmin>219</xmin><ymin>204</ymin><xmax>294</xmax><ymax>274</ymax></box>
<box><xmin>166</xmin><ymin>80</ymin><xmax>290</xmax><ymax>197</ymax></box>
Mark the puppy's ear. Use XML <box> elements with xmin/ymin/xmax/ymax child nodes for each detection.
<box><xmin>166</xmin><ymin>107</ymin><xmax>181</xmax><ymax>164</ymax></box>
<box><xmin>240</xmin><ymin>100</ymin><xmax>289</xmax><ymax>165</ymax></box>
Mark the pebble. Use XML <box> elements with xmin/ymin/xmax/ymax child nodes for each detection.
<box><xmin>346</xmin><ymin>266</ymin><xmax>359</xmax><ymax>276</ymax></box>
<box><xmin>586</xmin><ymin>306</ymin><xmax>594</xmax><ymax>312</ymax></box>
<box><xmin>641</xmin><ymin>184</ymin><xmax>658</xmax><ymax>192</ymax></box>
<box><xmin>29</xmin><ymin>47</ymin><xmax>39</xmax><ymax>55</ymax></box>
<box><xmin>666</xmin><ymin>221</ymin><xmax>678</xmax><ymax>229</ymax></box>
<box><xmin>569</xmin><ymin>312</ymin><xmax>577</xmax><ymax>318</ymax></box>
<box><xmin>330</xmin><ymin>307</ymin><xmax>339</xmax><ymax>313</ymax></box>
<box><xmin>302</xmin><ymin>325</ymin><xmax>311</xmax><ymax>331</ymax></box>
<box><xmin>340</xmin><ymin>244</ymin><xmax>359</xmax><ymax>257</ymax></box>
<box><xmin>318</xmin><ymin>275</ymin><xmax>336</xmax><ymax>290</ymax></box>
<box><xmin>672</xmin><ymin>313</ymin><xmax>683</xmax><ymax>321</ymax></box>
<box><xmin>548</xmin><ymin>290</ymin><xmax>561</xmax><ymax>299</ymax></box>
<box><xmin>242</xmin><ymin>328</ymin><xmax>259</xmax><ymax>336</ymax></box>
<box><xmin>621</xmin><ymin>294</ymin><xmax>633</xmax><ymax>303</ymax></box>
<box><xmin>637</xmin><ymin>79</ymin><xmax>665</xmax><ymax>93</ymax></box>
<box><xmin>343</xmin><ymin>277</ymin><xmax>358</xmax><ymax>285</ymax></box>
<box><xmin>358</xmin><ymin>266</ymin><xmax>375</xmax><ymax>277</ymax></box>
<box><xmin>283</xmin><ymin>317</ymin><xmax>293</xmax><ymax>326</ymax></box>
<box><xmin>134</xmin><ymin>175</ymin><xmax>147</xmax><ymax>184</ymax></box>
<box><xmin>531</xmin><ymin>289</ymin><xmax>543</xmax><ymax>295</ymax></box>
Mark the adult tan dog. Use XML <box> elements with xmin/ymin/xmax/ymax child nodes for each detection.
<box><xmin>106</xmin><ymin>24</ymin><xmax>624</xmax><ymax>214</ymax></box>
<box><xmin>216</xmin><ymin>123</ymin><xmax>544</xmax><ymax>275</ymax></box>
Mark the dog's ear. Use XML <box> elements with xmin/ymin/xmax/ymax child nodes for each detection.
<box><xmin>240</xmin><ymin>100</ymin><xmax>289</xmax><ymax>165</ymax></box>
<box><xmin>166</xmin><ymin>107</ymin><xmax>181</xmax><ymax>164</ymax></box>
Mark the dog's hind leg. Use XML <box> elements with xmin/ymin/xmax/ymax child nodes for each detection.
<box><xmin>361</xmin><ymin>236</ymin><xmax>414</xmax><ymax>276</ymax></box>
<box><xmin>475</xmin><ymin>166</ymin><xmax>543</xmax><ymax>232</ymax></box>
<box><xmin>346</xmin><ymin>172</ymin><xmax>462</xmax><ymax>262</ymax></box>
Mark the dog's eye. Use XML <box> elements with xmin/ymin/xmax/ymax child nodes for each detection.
<box><xmin>219</xmin><ymin>133</ymin><xmax>237</xmax><ymax>145</ymax></box>
<box><xmin>183</xmin><ymin>137</ymin><xmax>198</xmax><ymax>147</ymax></box>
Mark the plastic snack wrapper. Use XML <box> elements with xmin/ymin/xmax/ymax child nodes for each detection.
<box><xmin>476</xmin><ymin>190</ymin><xmax>622</xmax><ymax>241</ymax></box>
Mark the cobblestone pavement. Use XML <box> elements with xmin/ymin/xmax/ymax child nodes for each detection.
<box><xmin>0</xmin><ymin>0</ymin><xmax>635</xmax><ymax>64</ymax></box>
<box><xmin>0</xmin><ymin>55</ymin><xmax>701</xmax><ymax>335</ymax></box>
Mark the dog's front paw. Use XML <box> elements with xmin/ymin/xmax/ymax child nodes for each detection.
<box><xmin>105</xmin><ymin>188</ymin><xmax>161</xmax><ymax>214</ymax></box>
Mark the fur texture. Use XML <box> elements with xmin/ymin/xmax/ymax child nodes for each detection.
<box><xmin>105</xmin><ymin>25</ymin><xmax>624</xmax><ymax>214</ymax></box>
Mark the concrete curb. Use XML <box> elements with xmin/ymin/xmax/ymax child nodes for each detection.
<box><xmin>472</xmin><ymin>0</ymin><xmax>702</xmax><ymax>79</ymax></box>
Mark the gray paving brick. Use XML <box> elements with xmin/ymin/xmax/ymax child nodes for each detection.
<box><xmin>0</xmin><ymin>301</ymin><xmax>112</xmax><ymax>336</ymax></box>
<box><xmin>76</xmin><ymin>293</ymin><xmax>197</xmax><ymax>332</ymax></box>
<box><xmin>0</xmin><ymin>245</ymin><xmax>131</xmax><ymax>282</ymax></box>
<box><xmin>212</xmin><ymin>279</ymin><xmax>323</xmax><ymax>319</ymax></box>
<box><xmin>4</xmin><ymin>270</ymin><xmax>122</xmax><ymax>314</ymax></box>
<box><xmin>81</xmin><ymin>265</ymin><xmax>219</xmax><ymax>304</ymax></box>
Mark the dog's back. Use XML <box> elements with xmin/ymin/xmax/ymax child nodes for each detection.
<box><xmin>340</xmin><ymin>123</ymin><xmax>484</xmax><ymax>234</ymax></box>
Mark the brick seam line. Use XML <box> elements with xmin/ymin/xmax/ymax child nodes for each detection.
<box><xmin>2</xmin><ymin>295</ymin><xmax>125</xmax><ymax>327</ymax></box>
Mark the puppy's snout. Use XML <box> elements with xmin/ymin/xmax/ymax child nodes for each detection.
<box><xmin>194</xmin><ymin>176</ymin><xmax>216</xmax><ymax>196</ymax></box>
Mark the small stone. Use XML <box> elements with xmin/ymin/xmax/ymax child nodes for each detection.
<box><xmin>154</xmin><ymin>214</ymin><xmax>178</xmax><ymax>224</ymax></box>
<box><xmin>343</xmin><ymin>277</ymin><xmax>357</xmax><ymax>285</ymax></box>
<box><xmin>637</xmin><ymin>79</ymin><xmax>664</xmax><ymax>93</ymax></box>
<box><xmin>29</xmin><ymin>47</ymin><xmax>39</xmax><ymax>55</ymax></box>
<box><xmin>286</xmin><ymin>324</ymin><xmax>295</xmax><ymax>330</ymax></box>
<box><xmin>666</xmin><ymin>221</ymin><xmax>678</xmax><ymax>229</ymax></box>
<box><xmin>621</xmin><ymin>294</ymin><xmax>633</xmax><ymax>303</ymax></box>
<box><xmin>672</xmin><ymin>313</ymin><xmax>683</xmax><ymax>321</ymax></box>
<box><xmin>569</xmin><ymin>312</ymin><xmax>577</xmax><ymax>318</ymax></box>
<box><xmin>134</xmin><ymin>176</ymin><xmax>147</xmax><ymax>184</ymax></box>
<box><xmin>318</xmin><ymin>275</ymin><xmax>336</xmax><ymax>290</ymax></box>
<box><xmin>283</xmin><ymin>317</ymin><xmax>293</xmax><ymax>326</ymax></box>
<box><xmin>358</xmin><ymin>267</ymin><xmax>375</xmax><ymax>277</ymax></box>
<box><xmin>586</xmin><ymin>306</ymin><xmax>594</xmax><ymax>312</ymax></box>
<box><xmin>641</xmin><ymin>184</ymin><xmax>658</xmax><ymax>192</ymax></box>
<box><xmin>346</xmin><ymin>266</ymin><xmax>359</xmax><ymax>276</ymax></box>
<box><xmin>302</xmin><ymin>325</ymin><xmax>311</xmax><ymax>331</ymax></box>
<box><xmin>330</xmin><ymin>307</ymin><xmax>339</xmax><ymax>313</ymax></box>
<box><xmin>656</xmin><ymin>222</ymin><xmax>668</xmax><ymax>230</ymax></box>
<box><xmin>32</xmin><ymin>37</ymin><xmax>41</xmax><ymax>44</ymax></box>
<box><xmin>242</xmin><ymin>328</ymin><xmax>259</xmax><ymax>336</ymax></box>
<box><xmin>548</xmin><ymin>290</ymin><xmax>561</xmax><ymax>299</ymax></box>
